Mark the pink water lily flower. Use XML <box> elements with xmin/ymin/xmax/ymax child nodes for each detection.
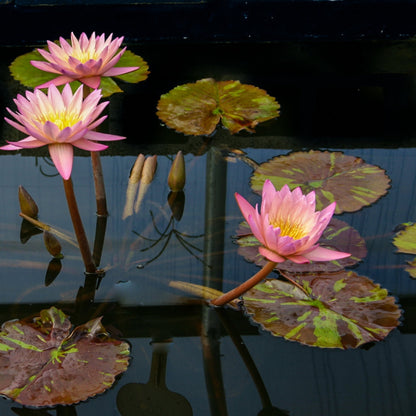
<box><xmin>31</xmin><ymin>32</ymin><xmax>139</xmax><ymax>89</ymax></box>
<box><xmin>0</xmin><ymin>84</ymin><xmax>125</xmax><ymax>180</ymax></box>
<box><xmin>235</xmin><ymin>180</ymin><xmax>351</xmax><ymax>264</ymax></box>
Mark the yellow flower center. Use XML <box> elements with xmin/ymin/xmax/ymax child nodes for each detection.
<box><xmin>270</xmin><ymin>218</ymin><xmax>307</xmax><ymax>240</ymax></box>
<box><xmin>72</xmin><ymin>49</ymin><xmax>100</xmax><ymax>63</ymax></box>
<box><xmin>37</xmin><ymin>111</ymin><xmax>81</xmax><ymax>130</ymax></box>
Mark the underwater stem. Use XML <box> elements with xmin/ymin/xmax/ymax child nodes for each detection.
<box><xmin>63</xmin><ymin>178</ymin><xmax>96</xmax><ymax>274</ymax></box>
<box><xmin>211</xmin><ymin>261</ymin><xmax>277</xmax><ymax>306</ymax></box>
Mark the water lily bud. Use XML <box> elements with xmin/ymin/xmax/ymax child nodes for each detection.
<box><xmin>168</xmin><ymin>151</ymin><xmax>186</xmax><ymax>192</ymax></box>
<box><xmin>43</xmin><ymin>231</ymin><xmax>63</xmax><ymax>258</ymax></box>
<box><xmin>18</xmin><ymin>185</ymin><xmax>39</xmax><ymax>218</ymax></box>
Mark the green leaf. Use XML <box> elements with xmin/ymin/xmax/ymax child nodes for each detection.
<box><xmin>9</xmin><ymin>49</ymin><xmax>57</xmax><ymax>89</ymax></box>
<box><xmin>236</xmin><ymin>218</ymin><xmax>367</xmax><ymax>273</ymax></box>
<box><xmin>242</xmin><ymin>271</ymin><xmax>401</xmax><ymax>349</ymax></box>
<box><xmin>393</xmin><ymin>222</ymin><xmax>416</xmax><ymax>254</ymax></box>
<box><xmin>157</xmin><ymin>78</ymin><xmax>280</xmax><ymax>136</ymax></box>
<box><xmin>114</xmin><ymin>50</ymin><xmax>150</xmax><ymax>84</ymax></box>
<box><xmin>0</xmin><ymin>307</ymin><xmax>130</xmax><ymax>407</ymax></box>
<box><xmin>250</xmin><ymin>150</ymin><xmax>391</xmax><ymax>214</ymax></box>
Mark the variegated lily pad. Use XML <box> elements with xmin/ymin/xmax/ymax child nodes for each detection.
<box><xmin>236</xmin><ymin>218</ymin><xmax>367</xmax><ymax>273</ymax></box>
<box><xmin>156</xmin><ymin>78</ymin><xmax>280</xmax><ymax>136</ymax></box>
<box><xmin>242</xmin><ymin>271</ymin><xmax>401</xmax><ymax>349</ymax></box>
<box><xmin>251</xmin><ymin>150</ymin><xmax>390</xmax><ymax>214</ymax></box>
<box><xmin>393</xmin><ymin>222</ymin><xmax>416</xmax><ymax>254</ymax></box>
<box><xmin>392</xmin><ymin>222</ymin><xmax>416</xmax><ymax>278</ymax></box>
<box><xmin>0</xmin><ymin>307</ymin><xmax>130</xmax><ymax>407</ymax></box>
<box><xmin>9</xmin><ymin>48</ymin><xmax>149</xmax><ymax>97</ymax></box>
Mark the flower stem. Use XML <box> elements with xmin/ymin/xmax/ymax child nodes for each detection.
<box><xmin>63</xmin><ymin>178</ymin><xmax>96</xmax><ymax>274</ymax></box>
<box><xmin>91</xmin><ymin>150</ymin><xmax>108</xmax><ymax>216</ymax></box>
<box><xmin>83</xmin><ymin>85</ymin><xmax>108</xmax><ymax>217</ymax></box>
<box><xmin>211</xmin><ymin>261</ymin><xmax>277</xmax><ymax>307</ymax></box>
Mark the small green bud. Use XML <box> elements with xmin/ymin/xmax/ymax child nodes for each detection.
<box><xmin>18</xmin><ymin>185</ymin><xmax>39</xmax><ymax>218</ymax></box>
<box><xmin>168</xmin><ymin>151</ymin><xmax>186</xmax><ymax>192</ymax></box>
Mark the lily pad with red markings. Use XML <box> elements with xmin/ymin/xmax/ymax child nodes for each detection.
<box><xmin>236</xmin><ymin>218</ymin><xmax>367</xmax><ymax>273</ymax></box>
<box><xmin>242</xmin><ymin>271</ymin><xmax>401</xmax><ymax>349</ymax></box>
<box><xmin>0</xmin><ymin>307</ymin><xmax>130</xmax><ymax>407</ymax></box>
<box><xmin>156</xmin><ymin>78</ymin><xmax>280</xmax><ymax>136</ymax></box>
<box><xmin>250</xmin><ymin>150</ymin><xmax>390</xmax><ymax>214</ymax></box>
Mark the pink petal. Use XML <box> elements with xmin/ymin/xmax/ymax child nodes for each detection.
<box><xmin>235</xmin><ymin>192</ymin><xmax>256</xmax><ymax>224</ymax></box>
<box><xmin>72</xmin><ymin>138</ymin><xmax>108</xmax><ymax>151</ymax></box>
<box><xmin>30</xmin><ymin>60</ymin><xmax>61</xmax><ymax>74</ymax></box>
<box><xmin>1</xmin><ymin>137</ymin><xmax>46</xmax><ymax>150</ymax></box>
<box><xmin>80</xmin><ymin>76</ymin><xmax>102</xmax><ymax>89</ymax></box>
<box><xmin>48</xmin><ymin>143</ymin><xmax>74</xmax><ymax>180</ymax></box>
<box><xmin>83</xmin><ymin>130</ymin><xmax>125</xmax><ymax>142</ymax></box>
<box><xmin>36</xmin><ymin>75</ymin><xmax>75</xmax><ymax>89</ymax></box>
<box><xmin>103</xmin><ymin>66</ymin><xmax>139</xmax><ymax>77</ymax></box>
<box><xmin>258</xmin><ymin>246</ymin><xmax>286</xmax><ymax>263</ymax></box>
<box><xmin>302</xmin><ymin>246</ymin><xmax>351</xmax><ymax>262</ymax></box>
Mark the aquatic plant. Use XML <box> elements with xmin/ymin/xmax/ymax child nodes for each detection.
<box><xmin>0</xmin><ymin>84</ymin><xmax>124</xmax><ymax>180</ymax></box>
<box><xmin>30</xmin><ymin>32</ymin><xmax>140</xmax><ymax>89</ymax></box>
<box><xmin>235</xmin><ymin>180</ymin><xmax>351</xmax><ymax>264</ymax></box>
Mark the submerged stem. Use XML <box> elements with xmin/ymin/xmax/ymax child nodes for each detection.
<box><xmin>63</xmin><ymin>178</ymin><xmax>96</xmax><ymax>274</ymax></box>
<box><xmin>211</xmin><ymin>261</ymin><xmax>277</xmax><ymax>307</ymax></box>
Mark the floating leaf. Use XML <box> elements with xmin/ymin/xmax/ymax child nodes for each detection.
<box><xmin>393</xmin><ymin>222</ymin><xmax>416</xmax><ymax>254</ymax></box>
<box><xmin>251</xmin><ymin>150</ymin><xmax>390</xmax><ymax>214</ymax></box>
<box><xmin>10</xmin><ymin>49</ymin><xmax>57</xmax><ymax>89</ymax></box>
<box><xmin>392</xmin><ymin>222</ymin><xmax>416</xmax><ymax>278</ymax></box>
<box><xmin>157</xmin><ymin>78</ymin><xmax>280</xmax><ymax>136</ymax></box>
<box><xmin>0</xmin><ymin>307</ymin><xmax>130</xmax><ymax>407</ymax></box>
<box><xmin>242</xmin><ymin>271</ymin><xmax>401</xmax><ymax>349</ymax></box>
<box><xmin>404</xmin><ymin>258</ymin><xmax>416</xmax><ymax>278</ymax></box>
<box><xmin>236</xmin><ymin>218</ymin><xmax>366</xmax><ymax>273</ymax></box>
<box><xmin>9</xmin><ymin>48</ymin><xmax>149</xmax><ymax>97</ymax></box>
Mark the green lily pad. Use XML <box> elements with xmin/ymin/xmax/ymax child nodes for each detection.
<box><xmin>9</xmin><ymin>48</ymin><xmax>149</xmax><ymax>97</ymax></box>
<box><xmin>236</xmin><ymin>218</ymin><xmax>367</xmax><ymax>273</ymax></box>
<box><xmin>156</xmin><ymin>78</ymin><xmax>280</xmax><ymax>136</ymax></box>
<box><xmin>250</xmin><ymin>150</ymin><xmax>391</xmax><ymax>214</ymax></box>
<box><xmin>242</xmin><ymin>271</ymin><xmax>401</xmax><ymax>349</ymax></box>
<box><xmin>393</xmin><ymin>222</ymin><xmax>416</xmax><ymax>254</ymax></box>
<box><xmin>0</xmin><ymin>307</ymin><xmax>130</xmax><ymax>407</ymax></box>
<box><xmin>392</xmin><ymin>222</ymin><xmax>416</xmax><ymax>278</ymax></box>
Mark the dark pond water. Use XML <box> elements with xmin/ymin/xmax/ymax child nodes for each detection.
<box><xmin>1</xmin><ymin>41</ymin><xmax>416</xmax><ymax>416</ymax></box>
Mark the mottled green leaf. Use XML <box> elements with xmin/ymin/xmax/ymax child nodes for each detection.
<box><xmin>393</xmin><ymin>222</ymin><xmax>416</xmax><ymax>254</ymax></box>
<box><xmin>0</xmin><ymin>307</ymin><xmax>130</xmax><ymax>407</ymax></box>
<box><xmin>236</xmin><ymin>218</ymin><xmax>367</xmax><ymax>273</ymax></box>
<box><xmin>392</xmin><ymin>222</ymin><xmax>416</xmax><ymax>278</ymax></box>
<box><xmin>242</xmin><ymin>271</ymin><xmax>401</xmax><ymax>349</ymax></box>
<box><xmin>250</xmin><ymin>150</ymin><xmax>390</xmax><ymax>214</ymax></box>
<box><xmin>156</xmin><ymin>78</ymin><xmax>280</xmax><ymax>136</ymax></box>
